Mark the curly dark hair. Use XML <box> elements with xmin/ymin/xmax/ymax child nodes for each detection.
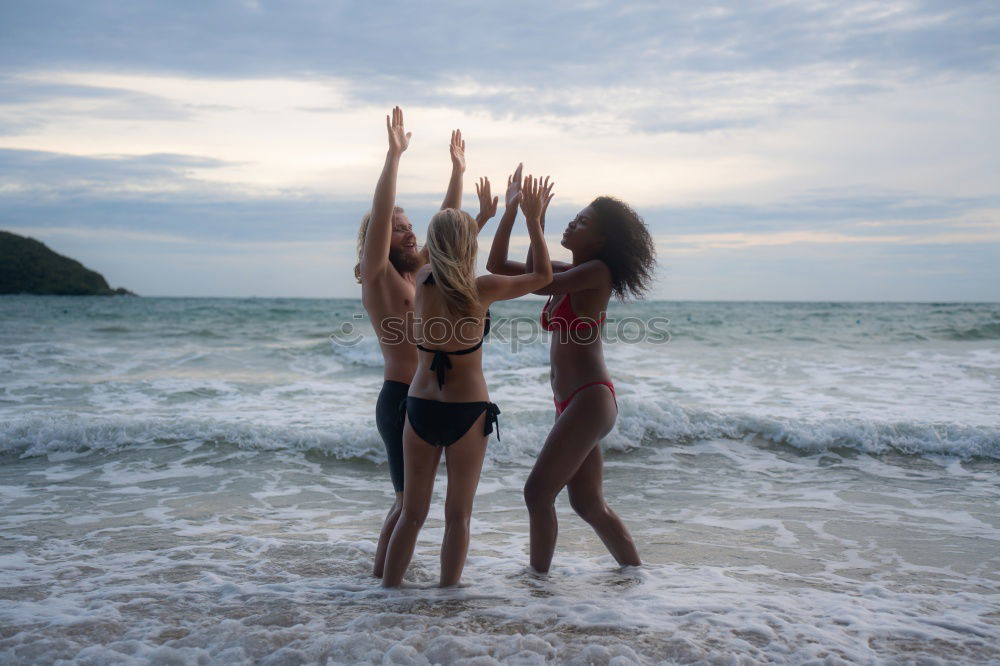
<box><xmin>589</xmin><ymin>196</ymin><xmax>656</xmax><ymax>300</ymax></box>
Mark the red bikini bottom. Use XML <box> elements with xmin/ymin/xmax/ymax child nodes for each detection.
<box><xmin>554</xmin><ymin>381</ymin><xmax>617</xmax><ymax>417</ymax></box>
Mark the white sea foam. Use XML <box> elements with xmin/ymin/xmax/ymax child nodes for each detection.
<box><xmin>2</xmin><ymin>437</ymin><xmax>998</xmax><ymax>664</ymax></box>
<box><xmin>4</xmin><ymin>397</ymin><xmax>997</xmax><ymax>464</ymax></box>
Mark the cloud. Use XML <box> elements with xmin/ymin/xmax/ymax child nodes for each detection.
<box><xmin>654</xmin><ymin>227</ymin><xmax>1000</xmax><ymax>254</ymax></box>
<box><xmin>0</xmin><ymin>148</ymin><xmax>236</xmax><ymax>198</ymax></box>
<box><xmin>637</xmin><ymin>195</ymin><xmax>1000</xmax><ymax>235</ymax></box>
<box><xmin>3</xmin><ymin>2</ymin><xmax>996</xmax><ymax>88</ymax></box>
<box><xmin>1</xmin><ymin>1</ymin><xmax>997</xmax><ymax>299</ymax></box>
<box><xmin>2</xmin><ymin>147</ymin><xmax>997</xmax><ymax>246</ymax></box>
<box><xmin>1</xmin><ymin>192</ymin><xmax>358</xmax><ymax>243</ymax></box>
<box><xmin>0</xmin><ymin>76</ymin><xmax>194</xmax><ymax>122</ymax></box>
<box><xmin>658</xmin><ymin>240</ymin><xmax>1000</xmax><ymax>302</ymax></box>
<box><xmin>3</xmin><ymin>224</ymin><xmax>355</xmax><ymax>252</ymax></box>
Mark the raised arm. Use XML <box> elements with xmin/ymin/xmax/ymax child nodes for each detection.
<box><xmin>478</xmin><ymin>175</ymin><xmax>554</xmax><ymax>304</ymax></box>
<box><xmin>440</xmin><ymin>129</ymin><xmax>465</xmax><ymax>210</ymax></box>
<box><xmin>524</xmin><ymin>176</ymin><xmax>557</xmax><ymax>275</ymax></box>
<box><xmin>360</xmin><ymin>106</ymin><xmax>410</xmax><ymax>282</ymax></box>
<box><xmin>416</xmin><ymin>130</ymin><xmax>465</xmax><ymax>263</ymax></box>
<box><xmin>474</xmin><ymin>176</ymin><xmax>499</xmax><ymax>232</ymax></box>
<box><xmin>485</xmin><ymin>163</ymin><xmax>527</xmax><ymax>276</ymax></box>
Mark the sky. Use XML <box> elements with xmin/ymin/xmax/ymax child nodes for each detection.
<box><xmin>1</xmin><ymin>0</ymin><xmax>998</xmax><ymax>300</ymax></box>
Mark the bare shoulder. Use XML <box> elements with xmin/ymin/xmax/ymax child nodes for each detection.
<box><xmin>578</xmin><ymin>259</ymin><xmax>610</xmax><ymax>275</ymax></box>
<box><xmin>534</xmin><ymin>259</ymin><xmax>610</xmax><ymax>296</ymax></box>
<box><xmin>552</xmin><ymin>260</ymin><xmax>574</xmax><ymax>273</ymax></box>
<box><xmin>559</xmin><ymin>259</ymin><xmax>610</xmax><ymax>284</ymax></box>
<box><xmin>363</xmin><ymin>267</ymin><xmax>418</xmax><ymax>320</ymax></box>
<box><xmin>476</xmin><ymin>273</ymin><xmax>517</xmax><ymax>306</ymax></box>
<box><xmin>475</xmin><ymin>272</ymin><xmax>507</xmax><ymax>296</ymax></box>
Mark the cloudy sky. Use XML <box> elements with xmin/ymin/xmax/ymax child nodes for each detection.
<box><xmin>1</xmin><ymin>1</ymin><xmax>998</xmax><ymax>300</ymax></box>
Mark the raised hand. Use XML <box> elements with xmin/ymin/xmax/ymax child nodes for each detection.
<box><xmin>538</xmin><ymin>175</ymin><xmax>555</xmax><ymax>222</ymax></box>
<box><xmin>520</xmin><ymin>174</ymin><xmax>551</xmax><ymax>222</ymax></box>
<box><xmin>505</xmin><ymin>162</ymin><xmax>523</xmax><ymax>208</ymax></box>
<box><xmin>476</xmin><ymin>177</ymin><xmax>499</xmax><ymax>222</ymax></box>
<box><xmin>387</xmin><ymin>106</ymin><xmax>411</xmax><ymax>156</ymax></box>
<box><xmin>450</xmin><ymin>129</ymin><xmax>466</xmax><ymax>173</ymax></box>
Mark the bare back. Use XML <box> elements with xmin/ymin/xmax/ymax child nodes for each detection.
<box><xmin>361</xmin><ymin>268</ymin><xmax>419</xmax><ymax>384</ymax></box>
<box><xmin>408</xmin><ymin>264</ymin><xmax>491</xmax><ymax>402</ymax></box>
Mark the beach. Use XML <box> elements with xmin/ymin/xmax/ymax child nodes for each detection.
<box><xmin>2</xmin><ymin>296</ymin><xmax>998</xmax><ymax>664</ymax></box>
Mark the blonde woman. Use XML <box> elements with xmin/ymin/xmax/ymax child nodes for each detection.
<box><xmin>356</xmin><ymin>121</ymin><xmax>466</xmax><ymax>580</ymax></box>
<box><xmin>379</xmin><ymin>112</ymin><xmax>553</xmax><ymax>588</ymax></box>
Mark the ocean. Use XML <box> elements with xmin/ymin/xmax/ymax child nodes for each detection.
<box><xmin>1</xmin><ymin>296</ymin><xmax>998</xmax><ymax>664</ymax></box>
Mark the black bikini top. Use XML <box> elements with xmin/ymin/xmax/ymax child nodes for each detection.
<box><xmin>416</xmin><ymin>272</ymin><xmax>491</xmax><ymax>388</ymax></box>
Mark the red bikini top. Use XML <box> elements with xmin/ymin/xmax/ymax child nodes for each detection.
<box><xmin>540</xmin><ymin>294</ymin><xmax>606</xmax><ymax>331</ymax></box>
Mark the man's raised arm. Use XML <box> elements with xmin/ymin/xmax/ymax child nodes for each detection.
<box><xmin>360</xmin><ymin>106</ymin><xmax>411</xmax><ymax>283</ymax></box>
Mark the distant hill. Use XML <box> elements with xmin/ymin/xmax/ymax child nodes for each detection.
<box><xmin>0</xmin><ymin>230</ymin><xmax>135</xmax><ymax>296</ymax></box>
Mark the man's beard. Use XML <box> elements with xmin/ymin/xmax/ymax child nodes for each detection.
<box><xmin>389</xmin><ymin>246</ymin><xmax>421</xmax><ymax>274</ymax></box>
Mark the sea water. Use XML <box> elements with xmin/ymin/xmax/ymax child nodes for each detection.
<box><xmin>1</xmin><ymin>296</ymin><xmax>998</xmax><ymax>664</ymax></box>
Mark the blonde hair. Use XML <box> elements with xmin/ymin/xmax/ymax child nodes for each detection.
<box><xmin>424</xmin><ymin>209</ymin><xmax>481</xmax><ymax>318</ymax></box>
<box><xmin>354</xmin><ymin>206</ymin><xmax>405</xmax><ymax>283</ymax></box>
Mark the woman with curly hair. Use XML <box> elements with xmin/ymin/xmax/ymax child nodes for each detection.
<box><xmin>487</xmin><ymin>168</ymin><xmax>656</xmax><ymax>572</ymax></box>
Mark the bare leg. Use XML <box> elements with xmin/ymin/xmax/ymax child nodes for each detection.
<box><xmin>567</xmin><ymin>445</ymin><xmax>641</xmax><ymax>566</ymax></box>
<box><xmin>440</xmin><ymin>413</ymin><xmax>489</xmax><ymax>587</ymax></box>
<box><xmin>373</xmin><ymin>491</ymin><xmax>403</xmax><ymax>578</ymax></box>
<box><xmin>382</xmin><ymin>420</ymin><xmax>442</xmax><ymax>588</ymax></box>
<box><xmin>523</xmin><ymin>384</ymin><xmax>622</xmax><ymax>573</ymax></box>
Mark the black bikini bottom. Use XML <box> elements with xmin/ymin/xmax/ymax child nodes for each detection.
<box><xmin>405</xmin><ymin>396</ymin><xmax>500</xmax><ymax>448</ymax></box>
